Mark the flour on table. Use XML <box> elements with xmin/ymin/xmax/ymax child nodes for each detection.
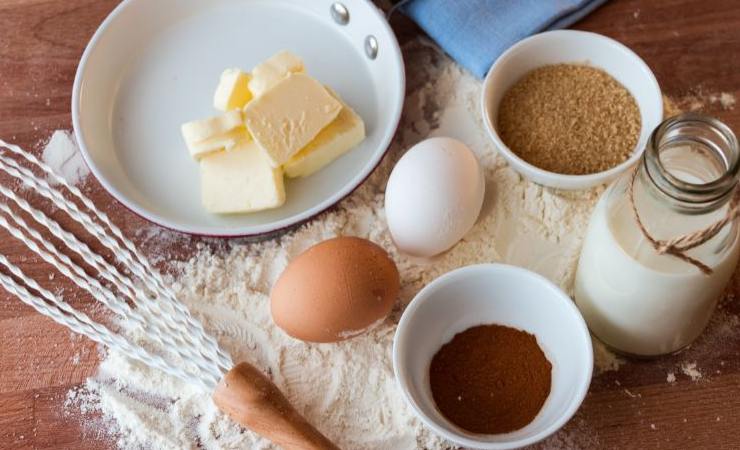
<box><xmin>680</xmin><ymin>362</ymin><xmax>702</xmax><ymax>381</ymax></box>
<box><xmin>593</xmin><ymin>340</ymin><xmax>625</xmax><ymax>374</ymax></box>
<box><xmin>66</xmin><ymin>40</ymin><xmax>607</xmax><ymax>449</ymax></box>
<box><xmin>713</xmin><ymin>92</ymin><xmax>735</xmax><ymax>109</ymax></box>
<box><xmin>674</xmin><ymin>90</ymin><xmax>736</xmax><ymax>112</ymax></box>
<box><xmin>41</xmin><ymin>130</ymin><xmax>89</xmax><ymax>185</ymax></box>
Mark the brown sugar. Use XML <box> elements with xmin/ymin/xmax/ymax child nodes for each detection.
<box><xmin>497</xmin><ymin>64</ymin><xmax>641</xmax><ymax>175</ymax></box>
<box><xmin>429</xmin><ymin>324</ymin><xmax>552</xmax><ymax>434</ymax></box>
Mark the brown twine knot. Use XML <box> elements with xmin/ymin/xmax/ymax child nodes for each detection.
<box><xmin>629</xmin><ymin>168</ymin><xmax>740</xmax><ymax>275</ymax></box>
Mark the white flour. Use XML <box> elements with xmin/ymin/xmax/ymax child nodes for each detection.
<box><xmin>680</xmin><ymin>362</ymin><xmax>702</xmax><ymax>381</ymax></box>
<box><xmin>65</xmin><ymin>41</ymin><xmax>615</xmax><ymax>449</ymax></box>
<box><xmin>41</xmin><ymin>130</ymin><xmax>90</xmax><ymax>185</ymax></box>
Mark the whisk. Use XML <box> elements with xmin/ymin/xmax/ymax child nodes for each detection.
<box><xmin>0</xmin><ymin>138</ymin><xmax>338</xmax><ymax>450</ymax></box>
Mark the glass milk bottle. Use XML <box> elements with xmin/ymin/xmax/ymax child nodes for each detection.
<box><xmin>575</xmin><ymin>114</ymin><xmax>740</xmax><ymax>357</ymax></box>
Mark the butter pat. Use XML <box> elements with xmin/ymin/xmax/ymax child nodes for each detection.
<box><xmin>182</xmin><ymin>110</ymin><xmax>243</xmax><ymax>143</ymax></box>
<box><xmin>244</xmin><ymin>73</ymin><xmax>342</xmax><ymax>167</ymax></box>
<box><xmin>213</xmin><ymin>69</ymin><xmax>252</xmax><ymax>111</ymax></box>
<box><xmin>285</xmin><ymin>99</ymin><xmax>365</xmax><ymax>178</ymax></box>
<box><xmin>200</xmin><ymin>141</ymin><xmax>286</xmax><ymax>214</ymax></box>
<box><xmin>188</xmin><ymin>129</ymin><xmax>246</xmax><ymax>159</ymax></box>
<box><xmin>181</xmin><ymin>111</ymin><xmax>247</xmax><ymax>159</ymax></box>
<box><xmin>248</xmin><ymin>51</ymin><xmax>304</xmax><ymax>97</ymax></box>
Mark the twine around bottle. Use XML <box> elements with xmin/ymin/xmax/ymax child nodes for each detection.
<box><xmin>629</xmin><ymin>167</ymin><xmax>740</xmax><ymax>275</ymax></box>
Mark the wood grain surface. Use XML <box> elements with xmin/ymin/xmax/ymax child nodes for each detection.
<box><xmin>1</xmin><ymin>0</ymin><xmax>739</xmax><ymax>449</ymax></box>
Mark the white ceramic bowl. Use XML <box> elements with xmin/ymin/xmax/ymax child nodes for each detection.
<box><xmin>481</xmin><ymin>30</ymin><xmax>663</xmax><ymax>190</ymax></box>
<box><xmin>73</xmin><ymin>0</ymin><xmax>404</xmax><ymax>237</ymax></box>
<box><xmin>393</xmin><ymin>264</ymin><xmax>593</xmax><ymax>449</ymax></box>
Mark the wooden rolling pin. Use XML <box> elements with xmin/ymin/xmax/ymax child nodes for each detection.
<box><xmin>214</xmin><ymin>362</ymin><xmax>341</xmax><ymax>450</ymax></box>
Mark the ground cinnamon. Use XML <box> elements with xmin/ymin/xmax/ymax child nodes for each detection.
<box><xmin>429</xmin><ymin>324</ymin><xmax>552</xmax><ymax>434</ymax></box>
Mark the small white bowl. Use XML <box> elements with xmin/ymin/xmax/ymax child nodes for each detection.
<box><xmin>393</xmin><ymin>264</ymin><xmax>593</xmax><ymax>449</ymax></box>
<box><xmin>481</xmin><ymin>30</ymin><xmax>663</xmax><ymax>190</ymax></box>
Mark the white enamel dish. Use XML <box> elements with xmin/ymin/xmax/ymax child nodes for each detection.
<box><xmin>73</xmin><ymin>0</ymin><xmax>404</xmax><ymax>237</ymax></box>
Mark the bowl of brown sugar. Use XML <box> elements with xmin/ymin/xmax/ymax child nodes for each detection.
<box><xmin>482</xmin><ymin>30</ymin><xmax>663</xmax><ymax>190</ymax></box>
<box><xmin>392</xmin><ymin>264</ymin><xmax>593</xmax><ymax>449</ymax></box>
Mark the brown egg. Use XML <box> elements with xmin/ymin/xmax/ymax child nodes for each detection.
<box><xmin>271</xmin><ymin>237</ymin><xmax>400</xmax><ymax>343</ymax></box>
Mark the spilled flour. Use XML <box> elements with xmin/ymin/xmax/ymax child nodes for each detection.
<box><xmin>65</xmin><ymin>41</ymin><xmax>619</xmax><ymax>449</ymax></box>
<box><xmin>680</xmin><ymin>362</ymin><xmax>702</xmax><ymax>382</ymax></box>
<box><xmin>40</xmin><ymin>130</ymin><xmax>89</xmax><ymax>185</ymax></box>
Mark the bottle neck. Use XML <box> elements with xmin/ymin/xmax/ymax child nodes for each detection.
<box><xmin>642</xmin><ymin>113</ymin><xmax>739</xmax><ymax>215</ymax></box>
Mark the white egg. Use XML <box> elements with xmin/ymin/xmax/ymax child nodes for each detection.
<box><xmin>385</xmin><ymin>137</ymin><xmax>485</xmax><ymax>257</ymax></box>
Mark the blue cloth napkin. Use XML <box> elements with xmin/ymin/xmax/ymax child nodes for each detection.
<box><xmin>398</xmin><ymin>0</ymin><xmax>608</xmax><ymax>78</ymax></box>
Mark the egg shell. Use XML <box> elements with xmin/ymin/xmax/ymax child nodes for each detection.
<box><xmin>384</xmin><ymin>137</ymin><xmax>485</xmax><ymax>257</ymax></box>
<box><xmin>270</xmin><ymin>237</ymin><xmax>400</xmax><ymax>343</ymax></box>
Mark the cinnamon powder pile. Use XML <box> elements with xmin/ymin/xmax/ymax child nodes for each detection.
<box><xmin>429</xmin><ymin>324</ymin><xmax>552</xmax><ymax>434</ymax></box>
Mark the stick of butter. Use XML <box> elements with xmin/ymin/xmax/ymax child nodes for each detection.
<box><xmin>244</xmin><ymin>73</ymin><xmax>342</xmax><ymax>167</ymax></box>
<box><xmin>248</xmin><ymin>51</ymin><xmax>304</xmax><ymax>98</ymax></box>
<box><xmin>181</xmin><ymin>110</ymin><xmax>247</xmax><ymax>160</ymax></box>
<box><xmin>200</xmin><ymin>140</ymin><xmax>286</xmax><ymax>214</ymax></box>
<box><xmin>284</xmin><ymin>96</ymin><xmax>365</xmax><ymax>178</ymax></box>
<box><xmin>213</xmin><ymin>69</ymin><xmax>252</xmax><ymax>111</ymax></box>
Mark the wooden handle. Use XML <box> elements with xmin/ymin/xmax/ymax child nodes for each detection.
<box><xmin>213</xmin><ymin>362</ymin><xmax>340</xmax><ymax>450</ymax></box>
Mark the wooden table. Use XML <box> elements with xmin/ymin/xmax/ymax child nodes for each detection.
<box><xmin>1</xmin><ymin>0</ymin><xmax>739</xmax><ymax>448</ymax></box>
